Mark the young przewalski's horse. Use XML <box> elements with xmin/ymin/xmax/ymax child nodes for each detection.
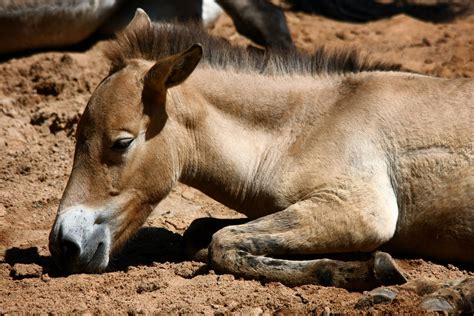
<box><xmin>49</xmin><ymin>9</ymin><xmax>473</xmax><ymax>292</ymax></box>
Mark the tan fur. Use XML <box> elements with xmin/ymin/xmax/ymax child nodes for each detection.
<box><xmin>49</xmin><ymin>10</ymin><xmax>473</xmax><ymax>290</ymax></box>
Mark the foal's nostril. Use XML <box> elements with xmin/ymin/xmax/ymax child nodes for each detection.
<box><xmin>61</xmin><ymin>237</ymin><xmax>81</xmax><ymax>260</ymax></box>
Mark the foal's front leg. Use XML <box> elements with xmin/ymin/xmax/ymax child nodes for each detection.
<box><xmin>209</xmin><ymin>181</ymin><xmax>406</xmax><ymax>290</ymax></box>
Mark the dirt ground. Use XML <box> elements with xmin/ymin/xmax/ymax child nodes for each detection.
<box><xmin>1</xmin><ymin>3</ymin><xmax>473</xmax><ymax>314</ymax></box>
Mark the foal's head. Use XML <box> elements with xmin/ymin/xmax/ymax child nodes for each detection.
<box><xmin>49</xmin><ymin>10</ymin><xmax>202</xmax><ymax>273</ymax></box>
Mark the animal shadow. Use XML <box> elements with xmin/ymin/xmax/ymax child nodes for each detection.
<box><xmin>109</xmin><ymin>227</ymin><xmax>186</xmax><ymax>271</ymax></box>
<box><xmin>4</xmin><ymin>227</ymin><xmax>187</xmax><ymax>277</ymax></box>
<box><xmin>288</xmin><ymin>0</ymin><xmax>471</xmax><ymax>23</ymax></box>
<box><xmin>4</xmin><ymin>246</ymin><xmax>58</xmax><ymax>278</ymax></box>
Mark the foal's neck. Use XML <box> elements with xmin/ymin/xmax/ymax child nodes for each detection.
<box><xmin>173</xmin><ymin>67</ymin><xmax>335</xmax><ymax>216</ymax></box>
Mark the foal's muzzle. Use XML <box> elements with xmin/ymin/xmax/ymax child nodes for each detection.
<box><xmin>49</xmin><ymin>207</ymin><xmax>111</xmax><ymax>273</ymax></box>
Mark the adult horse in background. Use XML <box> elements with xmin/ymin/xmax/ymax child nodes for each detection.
<box><xmin>0</xmin><ymin>0</ymin><xmax>290</xmax><ymax>54</ymax></box>
<box><xmin>2</xmin><ymin>0</ymin><xmax>469</xmax><ymax>55</ymax></box>
<box><xmin>48</xmin><ymin>8</ymin><xmax>473</xmax><ymax>309</ymax></box>
<box><xmin>0</xmin><ymin>0</ymin><xmax>223</xmax><ymax>55</ymax></box>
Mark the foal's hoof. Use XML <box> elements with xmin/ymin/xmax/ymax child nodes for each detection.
<box><xmin>183</xmin><ymin>217</ymin><xmax>249</xmax><ymax>263</ymax></box>
<box><xmin>373</xmin><ymin>251</ymin><xmax>407</xmax><ymax>286</ymax></box>
<box><xmin>419</xmin><ymin>277</ymin><xmax>474</xmax><ymax>313</ymax></box>
<box><xmin>420</xmin><ymin>297</ymin><xmax>454</xmax><ymax>313</ymax></box>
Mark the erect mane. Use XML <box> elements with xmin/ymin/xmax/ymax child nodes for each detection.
<box><xmin>105</xmin><ymin>22</ymin><xmax>400</xmax><ymax>76</ymax></box>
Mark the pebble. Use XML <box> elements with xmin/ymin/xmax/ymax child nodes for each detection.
<box><xmin>355</xmin><ymin>287</ymin><xmax>398</xmax><ymax>308</ymax></box>
<box><xmin>422</xmin><ymin>37</ymin><xmax>432</xmax><ymax>47</ymax></box>
<box><xmin>240</xmin><ymin>307</ymin><xmax>263</xmax><ymax>316</ymax></box>
<box><xmin>217</xmin><ymin>274</ymin><xmax>235</xmax><ymax>283</ymax></box>
<box><xmin>322</xmin><ymin>306</ymin><xmax>331</xmax><ymax>316</ymax></box>
<box><xmin>0</xmin><ymin>204</ymin><xmax>6</xmax><ymax>217</ymax></box>
<box><xmin>368</xmin><ymin>287</ymin><xmax>398</xmax><ymax>301</ymax></box>
<box><xmin>447</xmin><ymin>264</ymin><xmax>458</xmax><ymax>271</ymax></box>
<box><xmin>0</xmin><ymin>97</ymin><xmax>15</xmax><ymax>107</ymax></box>
<box><xmin>224</xmin><ymin>300</ymin><xmax>239</xmax><ymax>310</ymax></box>
<box><xmin>41</xmin><ymin>273</ymin><xmax>51</xmax><ymax>282</ymax></box>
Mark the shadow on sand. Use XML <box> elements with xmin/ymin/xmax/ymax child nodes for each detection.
<box><xmin>3</xmin><ymin>226</ymin><xmax>187</xmax><ymax>278</ymax></box>
<box><xmin>110</xmin><ymin>227</ymin><xmax>186</xmax><ymax>271</ymax></box>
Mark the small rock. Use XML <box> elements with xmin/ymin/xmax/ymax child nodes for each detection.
<box><xmin>422</xmin><ymin>37</ymin><xmax>431</xmax><ymax>47</ymax></box>
<box><xmin>41</xmin><ymin>273</ymin><xmax>51</xmax><ymax>282</ymax></box>
<box><xmin>181</xmin><ymin>189</ymin><xmax>196</xmax><ymax>200</ymax></box>
<box><xmin>0</xmin><ymin>97</ymin><xmax>15</xmax><ymax>107</ymax></box>
<box><xmin>136</xmin><ymin>280</ymin><xmax>168</xmax><ymax>293</ymax></box>
<box><xmin>355</xmin><ymin>287</ymin><xmax>398</xmax><ymax>308</ymax></box>
<box><xmin>436</xmin><ymin>38</ymin><xmax>448</xmax><ymax>44</ymax></box>
<box><xmin>368</xmin><ymin>287</ymin><xmax>398</xmax><ymax>302</ymax></box>
<box><xmin>240</xmin><ymin>307</ymin><xmax>263</xmax><ymax>316</ymax></box>
<box><xmin>295</xmin><ymin>292</ymin><xmax>309</xmax><ymax>304</ymax></box>
<box><xmin>447</xmin><ymin>264</ymin><xmax>458</xmax><ymax>271</ymax></box>
<box><xmin>322</xmin><ymin>306</ymin><xmax>331</xmax><ymax>316</ymax></box>
<box><xmin>173</xmin><ymin>261</ymin><xmax>206</xmax><ymax>278</ymax></box>
<box><xmin>11</xmin><ymin>263</ymin><xmax>42</xmax><ymax>279</ymax></box>
<box><xmin>60</xmin><ymin>53</ymin><xmax>74</xmax><ymax>64</ymax></box>
<box><xmin>224</xmin><ymin>300</ymin><xmax>239</xmax><ymax>310</ymax></box>
<box><xmin>0</xmin><ymin>204</ymin><xmax>6</xmax><ymax>217</ymax></box>
<box><xmin>217</xmin><ymin>274</ymin><xmax>235</xmax><ymax>283</ymax></box>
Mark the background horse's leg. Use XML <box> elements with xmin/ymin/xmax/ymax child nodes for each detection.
<box><xmin>208</xmin><ymin>180</ymin><xmax>405</xmax><ymax>290</ymax></box>
<box><xmin>216</xmin><ymin>0</ymin><xmax>294</xmax><ymax>50</ymax></box>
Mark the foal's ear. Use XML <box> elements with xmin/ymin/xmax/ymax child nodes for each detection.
<box><xmin>144</xmin><ymin>44</ymin><xmax>203</xmax><ymax>92</ymax></box>
<box><xmin>125</xmin><ymin>8</ymin><xmax>152</xmax><ymax>33</ymax></box>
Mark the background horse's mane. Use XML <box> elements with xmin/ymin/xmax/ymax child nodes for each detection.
<box><xmin>105</xmin><ymin>22</ymin><xmax>400</xmax><ymax>76</ymax></box>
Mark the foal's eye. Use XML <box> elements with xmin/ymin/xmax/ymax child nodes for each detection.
<box><xmin>111</xmin><ymin>138</ymin><xmax>134</xmax><ymax>151</ymax></box>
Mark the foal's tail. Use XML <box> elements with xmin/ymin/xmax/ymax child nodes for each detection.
<box><xmin>285</xmin><ymin>0</ymin><xmax>471</xmax><ymax>23</ymax></box>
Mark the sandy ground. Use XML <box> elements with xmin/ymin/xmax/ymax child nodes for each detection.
<box><xmin>1</xmin><ymin>4</ymin><xmax>473</xmax><ymax>314</ymax></box>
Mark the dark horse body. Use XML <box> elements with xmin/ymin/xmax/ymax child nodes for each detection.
<box><xmin>1</xmin><ymin>0</ymin><xmax>466</xmax><ymax>54</ymax></box>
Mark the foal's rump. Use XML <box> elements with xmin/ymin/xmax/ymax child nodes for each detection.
<box><xmin>386</xmin><ymin>77</ymin><xmax>474</xmax><ymax>262</ymax></box>
<box><xmin>386</xmin><ymin>165</ymin><xmax>474</xmax><ymax>262</ymax></box>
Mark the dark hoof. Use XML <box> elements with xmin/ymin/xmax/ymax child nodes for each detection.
<box><xmin>420</xmin><ymin>297</ymin><xmax>454</xmax><ymax>313</ymax></box>
<box><xmin>373</xmin><ymin>251</ymin><xmax>407</xmax><ymax>286</ymax></box>
<box><xmin>419</xmin><ymin>277</ymin><xmax>474</xmax><ymax>313</ymax></box>
<box><xmin>183</xmin><ymin>217</ymin><xmax>248</xmax><ymax>263</ymax></box>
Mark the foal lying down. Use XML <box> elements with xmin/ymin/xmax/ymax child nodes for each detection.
<box><xmin>49</xmin><ymin>9</ymin><xmax>473</xmax><ymax>298</ymax></box>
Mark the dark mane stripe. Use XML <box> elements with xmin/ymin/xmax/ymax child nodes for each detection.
<box><xmin>105</xmin><ymin>22</ymin><xmax>400</xmax><ymax>75</ymax></box>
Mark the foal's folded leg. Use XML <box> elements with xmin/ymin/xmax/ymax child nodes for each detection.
<box><xmin>208</xmin><ymin>182</ymin><xmax>407</xmax><ymax>290</ymax></box>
